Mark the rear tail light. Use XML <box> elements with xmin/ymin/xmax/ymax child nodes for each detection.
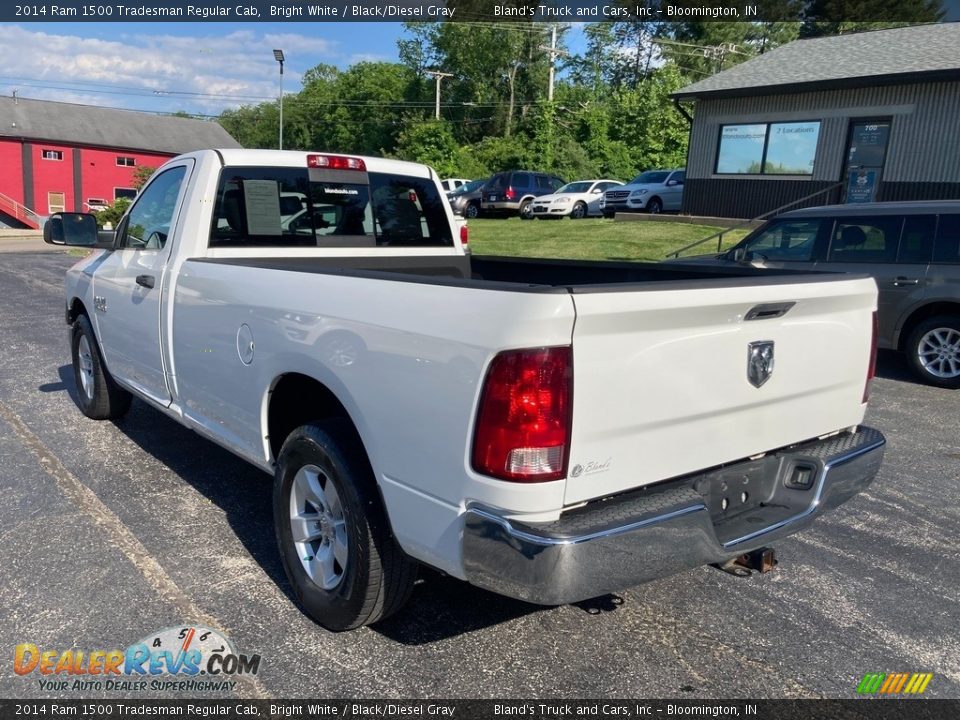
<box><xmin>863</xmin><ymin>310</ymin><xmax>878</xmax><ymax>403</ymax></box>
<box><xmin>459</xmin><ymin>224</ymin><xmax>469</xmax><ymax>246</ymax></box>
<box><xmin>505</xmin><ymin>186</ymin><xmax>516</xmax><ymax>201</ymax></box>
<box><xmin>472</xmin><ymin>347</ymin><xmax>572</xmax><ymax>482</ymax></box>
<box><xmin>307</xmin><ymin>154</ymin><xmax>366</xmax><ymax>171</ymax></box>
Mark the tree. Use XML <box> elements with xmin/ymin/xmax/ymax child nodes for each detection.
<box><xmin>92</xmin><ymin>198</ymin><xmax>130</xmax><ymax>229</ymax></box>
<box><xmin>801</xmin><ymin>0</ymin><xmax>944</xmax><ymax>37</ymax></box>
<box><xmin>132</xmin><ymin>165</ymin><xmax>156</xmax><ymax>190</ymax></box>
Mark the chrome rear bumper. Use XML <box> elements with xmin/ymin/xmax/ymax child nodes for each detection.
<box><xmin>462</xmin><ymin>427</ymin><xmax>885</xmax><ymax>605</ymax></box>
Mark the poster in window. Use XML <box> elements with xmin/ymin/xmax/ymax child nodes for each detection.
<box><xmin>846</xmin><ymin>169</ymin><xmax>878</xmax><ymax>204</ymax></box>
<box><xmin>243</xmin><ymin>180</ymin><xmax>282</xmax><ymax>236</ymax></box>
<box><xmin>716</xmin><ymin>124</ymin><xmax>767</xmax><ymax>174</ymax></box>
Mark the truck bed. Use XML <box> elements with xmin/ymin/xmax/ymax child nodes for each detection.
<box><xmin>195</xmin><ymin>254</ymin><xmax>852</xmax><ymax>291</ymax></box>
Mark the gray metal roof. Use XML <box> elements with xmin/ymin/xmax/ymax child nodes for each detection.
<box><xmin>674</xmin><ymin>23</ymin><xmax>960</xmax><ymax>100</ymax></box>
<box><xmin>0</xmin><ymin>96</ymin><xmax>241</xmax><ymax>153</ymax></box>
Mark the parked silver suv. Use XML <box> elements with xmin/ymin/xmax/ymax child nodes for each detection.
<box><xmin>672</xmin><ymin>201</ymin><xmax>960</xmax><ymax>388</ymax></box>
<box><xmin>601</xmin><ymin>169</ymin><xmax>684</xmax><ymax>217</ymax></box>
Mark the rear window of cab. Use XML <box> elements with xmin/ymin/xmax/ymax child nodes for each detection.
<box><xmin>209</xmin><ymin>166</ymin><xmax>453</xmax><ymax>248</ymax></box>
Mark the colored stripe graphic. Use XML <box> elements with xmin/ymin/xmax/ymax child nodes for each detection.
<box><xmin>857</xmin><ymin>674</ymin><xmax>886</xmax><ymax>694</ymax></box>
<box><xmin>857</xmin><ymin>672</ymin><xmax>933</xmax><ymax>695</ymax></box>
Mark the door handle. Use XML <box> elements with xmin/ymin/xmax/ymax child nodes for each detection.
<box><xmin>891</xmin><ymin>277</ymin><xmax>920</xmax><ymax>287</ymax></box>
<box><xmin>136</xmin><ymin>274</ymin><xmax>156</xmax><ymax>289</ymax></box>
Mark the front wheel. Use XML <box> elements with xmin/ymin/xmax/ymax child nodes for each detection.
<box><xmin>273</xmin><ymin>421</ymin><xmax>417</xmax><ymax>631</ymax></box>
<box><xmin>70</xmin><ymin>314</ymin><xmax>132</xmax><ymax>420</ymax></box>
<box><xmin>519</xmin><ymin>200</ymin><xmax>534</xmax><ymax>220</ymax></box>
<box><xmin>906</xmin><ymin>316</ymin><xmax>960</xmax><ymax>388</ymax></box>
<box><xmin>646</xmin><ymin>198</ymin><xmax>663</xmax><ymax>215</ymax></box>
<box><xmin>570</xmin><ymin>202</ymin><xmax>587</xmax><ymax>220</ymax></box>
<box><xmin>464</xmin><ymin>202</ymin><xmax>479</xmax><ymax>219</ymax></box>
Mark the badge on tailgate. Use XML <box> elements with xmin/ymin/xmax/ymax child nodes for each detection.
<box><xmin>747</xmin><ymin>341</ymin><xmax>775</xmax><ymax>388</ymax></box>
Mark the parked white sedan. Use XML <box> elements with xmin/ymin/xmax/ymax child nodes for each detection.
<box><xmin>530</xmin><ymin>180</ymin><xmax>624</xmax><ymax>219</ymax></box>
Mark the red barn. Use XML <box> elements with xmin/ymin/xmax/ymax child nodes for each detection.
<box><xmin>0</xmin><ymin>95</ymin><xmax>240</xmax><ymax>228</ymax></box>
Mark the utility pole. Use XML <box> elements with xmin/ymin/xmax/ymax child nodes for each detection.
<box><xmin>425</xmin><ymin>70</ymin><xmax>452</xmax><ymax>121</ymax></box>
<box><xmin>539</xmin><ymin>25</ymin><xmax>568</xmax><ymax>102</ymax></box>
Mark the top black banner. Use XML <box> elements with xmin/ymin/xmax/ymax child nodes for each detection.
<box><xmin>4</xmin><ymin>0</ymin><xmax>953</xmax><ymax>23</ymax></box>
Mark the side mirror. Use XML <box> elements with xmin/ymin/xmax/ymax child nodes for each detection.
<box><xmin>591</xmin><ymin>188</ymin><xmax>602</xmax><ymax>194</ymax></box>
<box><xmin>44</xmin><ymin>212</ymin><xmax>102</xmax><ymax>246</ymax></box>
<box><xmin>732</xmin><ymin>247</ymin><xmax>747</xmax><ymax>262</ymax></box>
<box><xmin>666</xmin><ymin>180</ymin><xmax>678</xmax><ymax>187</ymax></box>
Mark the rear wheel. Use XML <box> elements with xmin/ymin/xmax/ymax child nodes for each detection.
<box><xmin>571</xmin><ymin>202</ymin><xmax>587</xmax><ymax>220</ymax></box>
<box><xmin>274</xmin><ymin>421</ymin><xmax>417</xmax><ymax>631</ymax></box>
<box><xmin>647</xmin><ymin>197</ymin><xmax>663</xmax><ymax>215</ymax></box>
<box><xmin>70</xmin><ymin>314</ymin><xmax>132</xmax><ymax>420</ymax></box>
<box><xmin>519</xmin><ymin>199</ymin><xmax>534</xmax><ymax>220</ymax></box>
<box><xmin>906</xmin><ymin>316</ymin><xmax>960</xmax><ymax>388</ymax></box>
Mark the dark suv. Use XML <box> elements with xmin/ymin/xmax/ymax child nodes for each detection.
<box><xmin>481</xmin><ymin>171</ymin><xmax>565</xmax><ymax>219</ymax></box>
<box><xmin>670</xmin><ymin>201</ymin><xmax>960</xmax><ymax>388</ymax></box>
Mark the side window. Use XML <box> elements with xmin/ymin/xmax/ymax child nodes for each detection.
<box><xmin>897</xmin><ymin>216</ymin><xmax>936</xmax><ymax>264</ymax></box>
<box><xmin>671</xmin><ymin>171</ymin><xmax>685</xmax><ymax>185</ymax></box>
<box><xmin>743</xmin><ymin>219</ymin><xmax>822</xmax><ymax>262</ymax></box>
<box><xmin>934</xmin><ymin>215</ymin><xmax>960</xmax><ymax>263</ymax></box>
<box><xmin>536</xmin><ymin>175</ymin><xmax>553</xmax><ymax>190</ymax></box>
<box><xmin>827</xmin><ymin>216</ymin><xmax>903</xmax><ymax>263</ymax></box>
<box><xmin>121</xmin><ymin>166</ymin><xmax>187</xmax><ymax>250</ymax></box>
<box><xmin>513</xmin><ymin>173</ymin><xmax>532</xmax><ymax>190</ymax></box>
<box><xmin>550</xmin><ymin>176</ymin><xmax>565</xmax><ymax>191</ymax></box>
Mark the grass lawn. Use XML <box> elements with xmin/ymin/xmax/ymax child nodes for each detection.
<box><xmin>466</xmin><ymin>217</ymin><xmax>750</xmax><ymax>263</ymax></box>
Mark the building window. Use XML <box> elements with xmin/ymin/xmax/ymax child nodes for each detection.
<box><xmin>115</xmin><ymin>188</ymin><xmax>137</xmax><ymax>200</ymax></box>
<box><xmin>116</xmin><ymin>156</ymin><xmax>136</xmax><ymax>167</ymax></box>
<box><xmin>42</xmin><ymin>149</ymin><xmax>63</xmax><ymax>161</ymax></box>
<box><xmin>716</xmin><ymin>121</ymin><xmax>820</xmax><ymax>176</ymax></box>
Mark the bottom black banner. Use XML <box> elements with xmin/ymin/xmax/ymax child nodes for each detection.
<box><xmin>2</xmin><ymin>699</ymin><xmax>959</xmax><ymax>720</ymax></box>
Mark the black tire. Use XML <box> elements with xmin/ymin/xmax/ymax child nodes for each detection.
<box><xmin>519</xmin><ymin>199</ymin><xmax>534</xmax><ymax>220</ymax></box>
<box><xmin>464</xmin><ymin>202</ymin><xmax>480</xmax><ymax>219</ymax></box>
<box><xmin>571</xmin><ymin>202</ymin><xmax>587</xmax><ymax>220</ymax></box>
<box><xmin>905</xmin><ymin>315</ymin><xmax>960</xmax><ymax>389</ymax></box>
<box><xmin>647</xmin><ymin>197</ymin><xmax>663</xmax><ymax>215</ymax></box>
<box><xmin>70</xmin><ymin>314</ymin><xmax>132</xmax><ymax>420</ymax></box>
<box><xmin>273</xmin><ymin>421</ymin><xmax>417</xmax><ymax>631</ymax></box>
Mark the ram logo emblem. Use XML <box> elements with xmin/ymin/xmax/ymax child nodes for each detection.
<box><xmin>747</xmin><ymin>341</ymin><xmax>775</xmax><ymax>388</ymax></box>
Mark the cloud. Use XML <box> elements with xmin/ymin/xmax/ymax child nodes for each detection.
<box><xmin>0</xmin><ymin>25</ymin><xmax>343</xmax><ymax>115</ymax></box>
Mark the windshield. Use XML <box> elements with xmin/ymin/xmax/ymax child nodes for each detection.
<box><xmin>557</xmin><ymin>182</ymin><xmax>592</xmax><ymax>194</ymax></box>
<box><xmin>451</xmin><ymin>179</ymin><xmax>486</xmax><ymax>195</ymax></box>
<box><xmin>729</xmin><ymin>219</ymin><xmax>822</xmax><ymax>262</ymax></box>
<box><xmin>629</xmin><ymin>171</ymin><xmax>670</xmax><ymax>185</ymax></box>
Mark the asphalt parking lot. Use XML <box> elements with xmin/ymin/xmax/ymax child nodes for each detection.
<box><xmin>0</xmin><ymin>250</ymin><xmax>957</xmax><ymax>701</ymax></box>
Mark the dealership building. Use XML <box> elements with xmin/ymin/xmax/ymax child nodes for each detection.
<box><xmin>0</xmin><ymin>96</ymin><xmax>239</xmax><ymax>228</ymax></box>
<box><xmin>673</xmin><ymin>23</ymin><xmax>960</xmax><ymax>219</ymax></box>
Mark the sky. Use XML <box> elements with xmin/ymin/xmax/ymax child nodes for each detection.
<box><xmin>0</xmin><ymin>22</ymin><xmax>426</xmax><ymax>117</ymax></box>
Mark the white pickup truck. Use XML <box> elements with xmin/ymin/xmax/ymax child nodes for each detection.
<box><xmin>47</xmin><ymin>149</ymin><xmax>885</xmax><ymax>632</ymax></box>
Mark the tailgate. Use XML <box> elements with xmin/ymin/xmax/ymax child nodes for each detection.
<box><xmin>564</xmin><ymin>275</ymin><xmax>877</xmax><ymax>505</ymax></box>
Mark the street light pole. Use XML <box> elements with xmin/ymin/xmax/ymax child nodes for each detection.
<box><xmin>273</xmin><ymin>49</ymin><xmax>285</xmax><ymax>149</ymax></box>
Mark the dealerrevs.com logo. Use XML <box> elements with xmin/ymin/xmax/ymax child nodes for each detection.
<box><xmin>14</xmin><ymin>626</ymin><xmax>260</xmax><ymax>693</ymax></box>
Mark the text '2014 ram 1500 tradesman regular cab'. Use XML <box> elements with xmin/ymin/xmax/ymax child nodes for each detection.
<box><xmin>47</xmin><ymin>149</ymin><xmax>886</xmax><ymax>632</ymax></box>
